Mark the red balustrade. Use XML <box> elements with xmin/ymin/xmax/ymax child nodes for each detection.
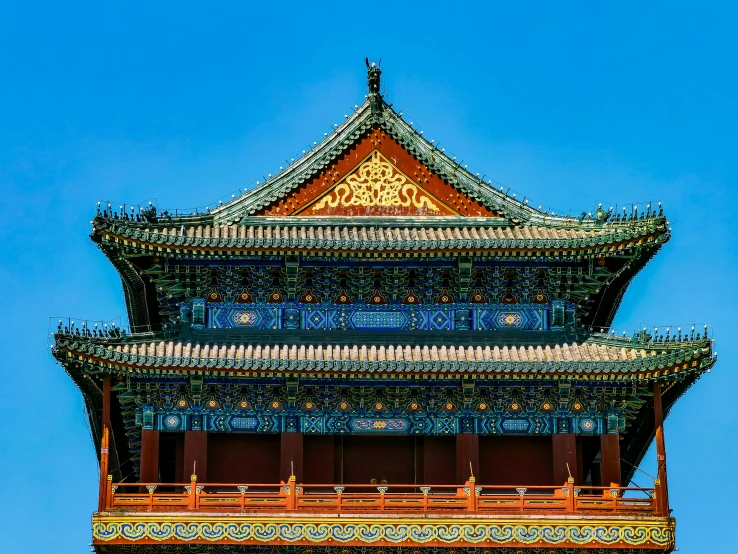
<box><xmin>104</xmin><ymin>475</ymin><xmax>661</xmax><ymax>516</ymax></box>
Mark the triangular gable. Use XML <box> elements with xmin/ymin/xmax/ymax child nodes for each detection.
<box><xmin>256</xmin><ymin>129</ymin><xmax>501</xmax><ymax>217</ymax></box>
<box><xmin>211</xmin><ymin>98</ymin><xmax>550</xmax><ymax>225</ymax></box>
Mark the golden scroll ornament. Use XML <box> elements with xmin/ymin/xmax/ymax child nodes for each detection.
<box><xmin>312</xmin><ymin>151</ymin><xmax>440</xmax><ymax>212</ymax></box>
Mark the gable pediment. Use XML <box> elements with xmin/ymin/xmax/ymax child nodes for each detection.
<box><xmin>256</xmin><ymin>129</ymin><xmax>501</xmax><ymax>218</ymax></box>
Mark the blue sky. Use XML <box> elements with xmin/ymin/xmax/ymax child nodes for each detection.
<box><xmin>1</xmin><ymin>2</ymin><xmax>736</xmax><ymax>552</ymax></box>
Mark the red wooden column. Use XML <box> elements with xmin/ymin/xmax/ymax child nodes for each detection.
<box><xmin>102</xmin><ymin>377</ymin><xmax>111</xmax><ymax>430</ymax></box>
<box><xmin>600</xmin><ymin>433</ymin><xmax>621</xmax><ymax>486</ymax></box>
<box><xmin>456</xmin><ymin>434</ymin><xmax>479</xmax><ymax>484</ymax></box>
<box><xmin>552</xmin><ymin>433</ymin><xmax>579</xmax><ymax>485</ymax></box>
<box><xmin>98</xmin><ymin>377</ymin><xmax>111</xmax><ymax>511</ymax></box>
<box><xmin>140</xmin><ymin>430</ymin><xmax>160</xmax><ymax>483</ymax></box>
<box><xmin>653</xmin><ymin>382</ymin><xmax>670</xmax><ymax>514</ymax></box>
<box><xmin>184</xmin><ymin>431</ymin><xmax>208</xmax><ymax>482</ymax></box>
<box><xmin>281</xmin><ymin>432</ymin><xmax>304</xmax><ymax>482</ymax></box>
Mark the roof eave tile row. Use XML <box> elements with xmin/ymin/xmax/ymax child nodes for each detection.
<box><xmin>93</xmin><ymin>218</ymin><xmax>669</xmax><ymax>254</ymax></box>
<box><xmin>55</xmin><ymin>336</ymin><xmax>713</xmax><ymax>380</ymax></box>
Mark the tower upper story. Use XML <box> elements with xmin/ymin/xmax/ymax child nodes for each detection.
<box><xmin>89</xmin><ymin>62</ymin><xmax>670</xmax><ymax>338</ymax></box>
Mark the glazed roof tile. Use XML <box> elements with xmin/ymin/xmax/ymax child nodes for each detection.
<box><xmin>54</xmin><ymin>333</ymin><xmax>713</xmax><ymax>380</ymax></box>
<box><xmin>93</xmin><ymin>216</ymin><xmax>668</xmax><ymax>253</ymax></box>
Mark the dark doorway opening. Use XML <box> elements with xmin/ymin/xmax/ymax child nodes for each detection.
<box><xmin>158</xmin><ymin>432</ymin><xmax>184</xmax><ymax>485</ymax></box>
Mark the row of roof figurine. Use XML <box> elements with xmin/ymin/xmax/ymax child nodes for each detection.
<box><xmin>54</xmin><ymin>317</ymin><xmax>710</xmax><ymax>345</ymax></box>
<box><xmin>94</xmin><ymin>201</ymin><xmax>665</xmax><ymax>224</ymax></box>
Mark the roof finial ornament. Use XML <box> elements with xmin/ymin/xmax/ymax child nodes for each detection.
<box><xmin>365</xmin><ymin>58</ymin><xmax>383</xmax><ymax>117</ymax></box>
<box><xmin>366</xmin><ymin>58</ymin><xmax>381</xmax><ymax>95</ymax></box>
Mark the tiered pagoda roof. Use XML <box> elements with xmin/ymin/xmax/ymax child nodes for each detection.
<box><xmin>53</xmin><ymin>64</ymin><xmax>714</xmax><ymax>554</ymax></box>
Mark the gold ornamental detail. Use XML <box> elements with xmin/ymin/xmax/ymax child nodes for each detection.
<box><xmin>312</xmin><ymin>151</ymin><xmax>440</xmax><ymax>212</ymax></box>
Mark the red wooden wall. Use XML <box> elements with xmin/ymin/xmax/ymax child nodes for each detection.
<box><xmin>151</xmin><ymin>432</ymin><xmax>610</xmax><ymax>487</ymax></box>
<box><xmin>479</xmin><ymin>437</ymin><xmax>554</xmax><ymax>485</ymax></box>
<box><xmin>423</xmin><ymin>436</ymin><xmax>456</xmax><ymax>484</ymax></box>
<box><xmin>304</xmin><ymin>436</ymin><xmax>335</xmax><ymax>484</ymax></box>
<box><xmin>340</xmin><ymin>436</ymin><xmax>417</xmax><ymax>484</ymax></box>
<box><xmin>207</xmin><ymin>434</ymin><xmax>281</xmax><ymax>483</ymax></box>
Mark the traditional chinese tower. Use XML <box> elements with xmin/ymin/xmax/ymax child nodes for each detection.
<box><xmin>54</xmin><ymin>63</ymin><xmax>715</xmax><ymax>554</ymax></box>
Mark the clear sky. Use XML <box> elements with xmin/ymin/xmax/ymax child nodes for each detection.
<box><xmin>1</xmin><ymin>2</ymin><xmax>736</xmax><ymax>552</ymax></box>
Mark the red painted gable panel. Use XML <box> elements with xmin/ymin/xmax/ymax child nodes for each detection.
<box><xmin>255</xmin><ymin>129</ymin><xmax>500</xmax><ymax>217</ymax></box>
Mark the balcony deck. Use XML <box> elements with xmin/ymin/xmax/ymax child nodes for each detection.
<box><xmin>93</xmin><ymin>477</ymin><xmax>674</xmax><ymax>550</ymax></box>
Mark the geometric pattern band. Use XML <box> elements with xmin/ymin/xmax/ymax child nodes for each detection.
<box><xmin>92</xmin><ymin>515</ymin><xmax>675</xmax><ymax>548</ymax></box>
<box><xmin>208</xmin><ymin>303</ymin><xmax>548</xmax><ymax>331</ymax></box>
<box><xmin>82</xmin><ymin>542</ymin><xmax>666</xmax><ymax>554</ymax></box>
<box><xmin>153</xmin><ymin>411</ymin><xmax>605</xmax><ymax>436</ymax></box>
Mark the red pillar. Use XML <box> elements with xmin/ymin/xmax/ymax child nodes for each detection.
<box><xmin>600</xmin><ymin>433</ymin><xmax>621</xmax><ymax>486</ymax></box>
<box><xmin>653</xmin><ymin>383</ymin><xmax>670</xmax><ymax>513</ymax></box>
<box><xmin>552</xmin><ymin>433</ymin><xmax>579</xmax><ymax>485</ymax></box>
<box><xmin>184</xmin><ymin>430</ymin><xmax>208</xmax><ymax>482</ymax></box>
<box><xmin>102</xmin><ymin>377</ymin><xmax>111</xmax><ymax>430</ymax></box>
<box><xmin>140</xmin><ymin>430</ymin><xmax>160</xmax><ymax>483</ymax></box>
<box><xmin>456</xmin><ymin>434</ymin><xmax>479</xmax><ymax>484</ymax></box>
<box><xmin>281</xmin><ymin>432</ymin><xmax>304</xmax><ymax>482</ymax></box>
<box><xmin>98</xmin><ymin>377</ymin><xmax>111</xmax><ymax>511</ymax></box>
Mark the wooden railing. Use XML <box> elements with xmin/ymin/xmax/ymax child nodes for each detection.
<box><xmin>103</xmin><ymin>475</ymin><xmax>664</xmax><ymax>516</ymax></box>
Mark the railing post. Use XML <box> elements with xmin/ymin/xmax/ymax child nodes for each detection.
<box><xmin>105</xmin><ymin>475</ymin><xmax>113</xmax><ymax>510</ymax></box>
<box><xmin>516</xmin><ymin>487</ymin><xmax>527</xmax><ymax>513</ymax></box>
<box><xmin>287</xmin><ymin>474</ymin><xmax>297</xmax><ymax>510</ymax></box>
<box><xmin>609</xmin><ymin>486</ymin><xmax>620</xmax><ymax>513</ymax></box>
<box><xmin>334</xmin><ymin>486</ymin><xmax>344</xmax><ymax>512</ymax></box>
<box><xmin>378</xmin><ymin>486</ymin><xmax>388</xmax><ymax>511</ymax></box>
<box><xmin>467</xmin><ymin>477</ymin><xmax>477</xmax><ymax>511</ymax></box>
<box><xmin>420</xmin><ymin>486</ymin><xmax>430</xmax><ymax>512</ymax></box>
<box><xmin>565</xmin><ymin>478</ymin><xmax>575</xmax><ymax>513</ymax></box>
<box><xmin>147</xmin><ymin>485</ymin><xmax>156</xmax><ymax>511</ymax></box>
<box><xmin>188</xmin><ymin>473</ymin><xmax>197</xmax><ymax>510</ymax></box>
<box><xmin>238</xmin><ymin>486</ymin><xmax>248</xmax><ymax>513</ymax></box>
<box><xmin>653</xmin><ymin>478</ymin><xmax>663</xmax><ymax>517</ymax></box>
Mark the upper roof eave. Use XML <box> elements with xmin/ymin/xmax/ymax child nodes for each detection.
<box><xmin>91</xmin><ymin>214</ymin><xmax>669</xmax><ymax>254</ymax></box>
